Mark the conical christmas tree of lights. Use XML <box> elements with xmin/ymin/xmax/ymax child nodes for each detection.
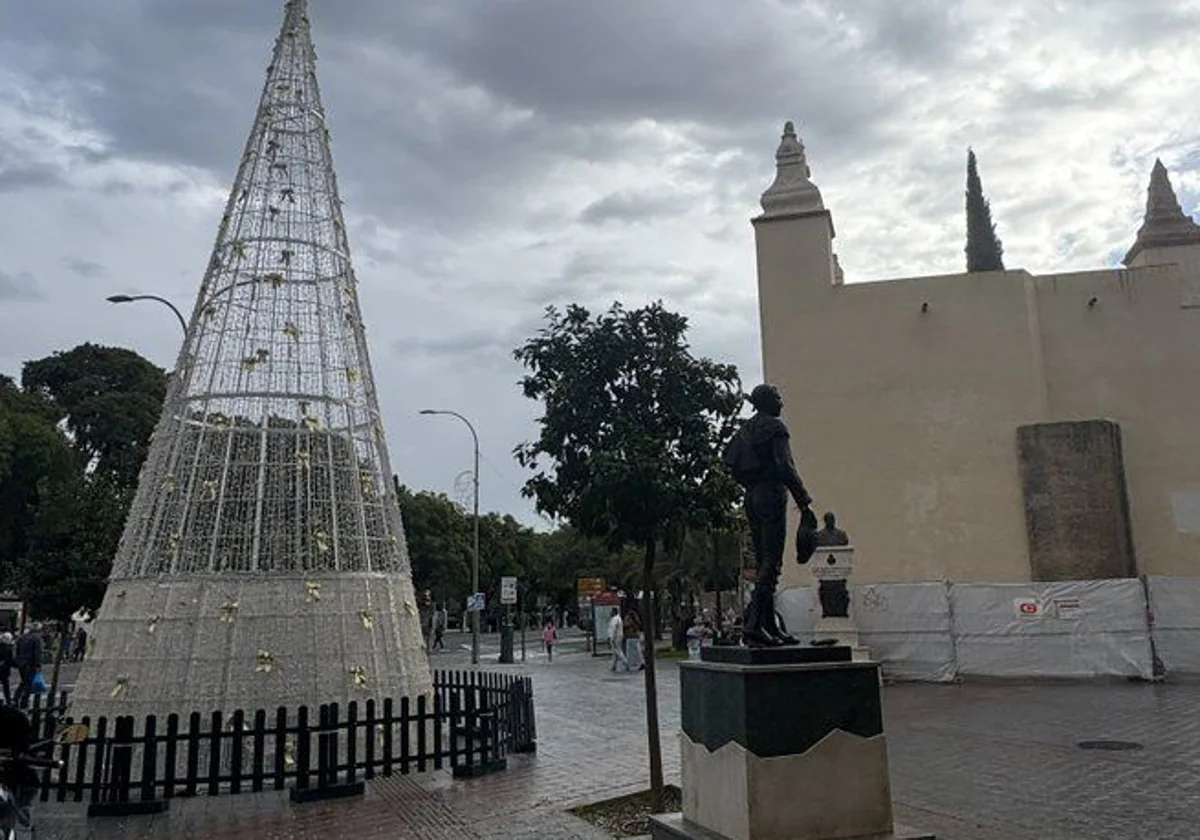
<box><xmin>73</xmin><ymin>0</ymin><xmax>433</xmax><ymax>720</ymax></box>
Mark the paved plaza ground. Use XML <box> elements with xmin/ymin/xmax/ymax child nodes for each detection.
<box><xmin>36</xmin><ymin>631</ymin><xmax>1200</xmax><ymax>839</ymax></box>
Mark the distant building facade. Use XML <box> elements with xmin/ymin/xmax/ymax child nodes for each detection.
<box><xmin>755</xmin><ymin>123</ymin><xmax>1200</xmax><ymax>586</ymax></box>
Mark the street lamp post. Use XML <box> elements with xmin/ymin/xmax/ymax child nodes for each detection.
<box><xmin>419</xmin><ymin>409</ymin><xmax>480</xmax><ymax>666</ymax></box>
<box><xmin>106</xmin><ymin>294</ymin><xmax>188</xmax><ymax>334</ymax></box>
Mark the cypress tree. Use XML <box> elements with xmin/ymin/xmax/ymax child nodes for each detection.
<box><xmin>965</xmin><ymin>148</ymin><xmax>1005</xmax><ymax>272</ymax></box>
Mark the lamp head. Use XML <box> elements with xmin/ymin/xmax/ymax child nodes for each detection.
<box><xmin>106</xmin><ymin>294</ymin><xmax>134</xmax><ymax>303</ymax></box>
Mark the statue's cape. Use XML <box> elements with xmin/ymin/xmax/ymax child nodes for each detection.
<box><xmin>746</xmin><ymin>414</ymin><xmax>789</xmax><ymax>445</ymax></box>
<box><xmin>724</xmin><ymin>414</ymin><xmax>790</xmax><ymax>487</ymax></box>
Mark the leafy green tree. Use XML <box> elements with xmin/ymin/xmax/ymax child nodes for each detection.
<box><xmin>18</xmin><ymin>471</ymin><xmax>131</xmax><ymax>697</ymax></box>
<box><xmin>22</xmin><ymin>343</ymin><xmax>168</xmax><ymax>486</ymax></box>
<box><xmin>395</xmin><ymin>480</ymin><xmax>473</xmax><ymax>610</ymax></box>
<box><xmin>0</xmin><ymin>376</ymin><xmax>74</xmax><ymax>592</ymax></box>
<box><xmin>4</xmin><ymin>345</ymin><xmax>166</xmax><ymax>693</ymax></box>
<box><xmin>514</xmin><ymin>301</ymin><xmax>742</xmax><ymax>808</ymax></box>
<box><xmin>965</xmin><ymin>148</ymin><xmax>1005</xmax><ymax>272</ymax></box>
<box><xmin>657</xmin><ymin>523</ymin><xmax>744</xmax><ymax>647</ymax></box>
<box><xmin>531</xmin><ymin>526</ymin><xmax>629</xmax><ymax>621</ymax></box>
<box><xmin>396</xmin><ymin>476</ymin><xmax>566</xmax><ymax>628</ymax></box>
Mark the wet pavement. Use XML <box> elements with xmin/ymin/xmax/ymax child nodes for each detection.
<box><xmin>35</xmin><ymin>631</ymin><xmax>1200</xmax><ymax>838</ymax></box>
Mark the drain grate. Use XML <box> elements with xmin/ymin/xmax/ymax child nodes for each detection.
<box><xmin>1077</xmin><ymin>740</ymin><xmax>1143</xmax><ymax>751</ymax></box>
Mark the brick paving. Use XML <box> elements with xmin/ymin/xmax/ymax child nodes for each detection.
<box><xmin>35</xmin><ymin>633</ymin><xmax>1200</xmax><ymax>838</ymax></box>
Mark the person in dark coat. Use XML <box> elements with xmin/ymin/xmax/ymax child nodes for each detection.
<box><xmin>0</xmin><ymin>632</ymin><xmax>14</xmax><ymax>705</ymax></box>
<box><xmin>12</xmin><ymin>626</ymin><xmax>44</xmax><ymax>708</ymax></box>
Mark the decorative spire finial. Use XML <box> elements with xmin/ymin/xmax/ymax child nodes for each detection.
<box><xmin>1123</xmin><ymin>158</ymin><xmax>1200</xmax><ymax>265</ymax></box>
<box><xmin>760</xmin><ymin>120</ymin><xmax>824</xmax><ymax>217</ymax></box>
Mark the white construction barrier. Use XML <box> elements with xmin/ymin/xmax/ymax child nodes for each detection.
<box><xmin>775</xmin><ymin>587</ymin><xmax>817</xmax><ymax>638</ymax></box>
<box><xmin>949</xmin><ymin>580</ymin><xmax>1154</xmax><ymax>680</ymax></box>
<box><xmin>778</xmin><ymin>577</ymin><xmax>1156</xmax><ymax>681</ymax></box>
<box><xmin>855</xmin><ymin>583</ymin><xmax>956</xmax><ymax>682</ymax></box>
<box><xmin>1147</xmin><ymin>576</ymin><xmax>1200</xmax><ymax>674</ymax></box>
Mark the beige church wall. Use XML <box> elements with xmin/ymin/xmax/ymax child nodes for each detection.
<box><xmin>1032</xmin><ymin>265</ymin><xmax>1200</xmax><ymax>577</ymax></box>
<box><xmin>758</xmin><ymin>209</ymin><xmax>1200</xmax><ymax>584</ymax></box>
<box><xmin>761</xmin><ymin>253</ymin><xmax>1043</xmax><ymax>585</ymax></box>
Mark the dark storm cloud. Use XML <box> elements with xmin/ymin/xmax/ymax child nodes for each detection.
<box><xmin>517</xmin><ymin>250</ymin><xmax>719</xmax><ymax>309</ymax></box>
<box><xmin>65</xmin><ymin>259</ymin><xmax>105</xmax><ymax>279</ymax></box>
<box><xmin>0</xmin><ymin>270</ymin><xmax>42</xmax><ymax>300</ymax></box>
<box><xmin>390</xmin><ymin>312</ymin><xmax>546</xmax><ymax>370</ymax></box>
<box><xmin>0</xmin><ymin>161</ymin><xmax>61</xmax><ymax>192</ymax></box>
<box><xmin>578</xmin><ymin>190</ymin><xmax>697</xmax><ymax>226</ymax></box>
<box><xmin>828</xmin><ymin>0</ymin><xmax>969</xmax><ymax>71</ymax></box>
<box><xmin>4</xmin><ymin>0</ymin><xmax>1199</xmax><ymax>526</ymax></box>
<box><xmin>999</xmin><ymin>81</ymin><xmax>1133</xmax><ymax>122</ymax></box>
<box><xmin>1061</xmin><ymin>1</ymin><xmax>1200</xmax><ymax>49</ymax></box>
<box><xmin>0</xmin><ymin>0</ymin><xmax>938</xmax><ymax>235</ymax></box>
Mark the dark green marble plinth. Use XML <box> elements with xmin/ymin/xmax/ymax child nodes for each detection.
<box><xmin>681</xmin><ymin>659</ymin><xmax>882</xmax><ymax>758</ymax></box>
<box><xmin>700</xmin><ymin>644</ymin><xmax>851</xmax><ymax>665</ymax></box>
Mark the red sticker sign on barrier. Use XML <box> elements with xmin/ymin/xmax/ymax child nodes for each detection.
<box><xmin>1014</xmin><ymin>598</ymin><xmax>1042</xmax><ymax>618</ymax></box>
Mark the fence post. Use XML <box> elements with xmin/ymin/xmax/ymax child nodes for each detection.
<box><xmin>452</xmin><ymin>680</ymin><xmax>507</xmax><ymax>778</ymax></box>
<box><xmin>512</xmin><ymin>677</ymin><xmax>536</xmax><ymax>754</ymax></box>
<box><xmin>290</xmin><ymin>702</ymin><xmax>364</xmax><ymax>804</ymax></box>
<box><xmin>87</xmin><ymin>715</ymin><xmax>168</xmax><ymax>817</ymax></box>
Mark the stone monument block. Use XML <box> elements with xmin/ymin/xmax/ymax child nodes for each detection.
<box><xmin>1016</xmin><ymin>420</ymin><xmax>1136</xmax><ymax>581</ymax></box>
<box><xmin>811</xmin><ymin>546</ymin><xmax>870</xmax><ymax>661</ymax></box>
<box><xmin>651</xmin><ymin>647</ymin><xmax>933</xmax><ymax>840</ymax></box>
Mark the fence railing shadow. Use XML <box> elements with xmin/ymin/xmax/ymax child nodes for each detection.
<box><xmin>24</xmin><ymin>669</ymin><xmax>535</xmax><ymax>817</ymax></box>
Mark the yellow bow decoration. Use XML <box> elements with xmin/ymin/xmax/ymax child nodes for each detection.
<box><xmin>255</xmin><ymin>650</ymin><xmax>276</xmax><ymax>674</ymax></box>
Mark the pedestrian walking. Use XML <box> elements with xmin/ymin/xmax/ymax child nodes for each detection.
<box><xmin>73</xmin><ymin>626</ymin><xmax>88</xmax><ymax>662</ymax></box>
<box><xmin>607</xmin><ymin>608</ymin><xmax>628</xmax><ymax>672</ymax></box>
<box><xmin>0</xmin><ymin>631</ymin><xmax>14</xmax><ymax>704</ymax></box>
<box><xmin>624</xmin><ymin>610</ymin><xmax>644</xmax><ymax>671</ymax></box>
<box><xmin>541</xmin><ymin>621</ymin><xmax>558</xmax><ymax>661</ymax></box>
<box><xmin>13</xmin><ymin>624</ymin><xmax>44</xmax><ymax>708</ymax></box>
<box><xmin>686</xmin><ymin>616</ymin><xmax>707</xmax><ymax>661</ymax></box>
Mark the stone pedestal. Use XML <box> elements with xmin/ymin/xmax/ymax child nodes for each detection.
<box><xmin>650</xmin><ymin>646</ymin><xmax>932</xmax><ymax>840</ymax></box>
<box><xmin>811</xmin><ymin>547</ymin><xmax>871</xmax><ymax>662</ymax></box>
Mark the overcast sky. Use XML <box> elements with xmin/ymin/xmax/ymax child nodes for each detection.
<box><xmin>2</xmin><ymin>0</ymin><xmax>1198</xmax><ymax>527</ymax></box>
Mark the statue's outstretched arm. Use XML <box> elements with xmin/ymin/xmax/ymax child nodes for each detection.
<box><xmin>772</xmin><ymin>435</ymin><xmax>812</xmax><ymax>508</ymax></box>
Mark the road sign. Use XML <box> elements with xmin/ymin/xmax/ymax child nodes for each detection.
<box><xmin>577</xmin><ymin>577</ymin><xmax>605</xmax><ymax>597</ymax></box>
<box><xmin>500</xmin><ymin>576</ymin><xmax>518</xmax><ymax>605</ymax></box>
<box><xmin>466</xmin><ymin>592</ymin><xmax>486</xmax><ymax>613</ymax></box>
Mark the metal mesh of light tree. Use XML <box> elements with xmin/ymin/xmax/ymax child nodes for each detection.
<box><xmin>72</xmin><ymin>0</ymin><xmax>432</xmax><ymax>721</ymax></box>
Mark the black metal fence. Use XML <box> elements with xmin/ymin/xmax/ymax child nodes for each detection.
<box><xmin>25</xmin><ymin>670</ymin><xmax>535</xmax><ymax>816</ymax></box>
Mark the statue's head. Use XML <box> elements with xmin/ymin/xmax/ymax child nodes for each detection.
<box><xmin>823</xmin><ymin>511</ymin><xmax>837</xmax><ymax>528</ymax></box>
<box><xmin>747</xmin><ymin>384</ymin><xmax>783</xmax><ymax>417</ymax></box>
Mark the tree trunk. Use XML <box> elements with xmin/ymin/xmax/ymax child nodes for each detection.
<box><xmin>641</xmin><ymin>538</ymin><xmax>665</xmax><ymax>811</ymax></box>
<box><xmin>47</xmin><ymin>628</ymin><xmax>68</xmax><ymax>720</ymax></box>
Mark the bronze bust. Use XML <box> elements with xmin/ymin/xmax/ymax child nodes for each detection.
<box><xmin>815</xmin><ymin>512</ymin><xmax>851</xmax><ymax>619</ymax></box>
